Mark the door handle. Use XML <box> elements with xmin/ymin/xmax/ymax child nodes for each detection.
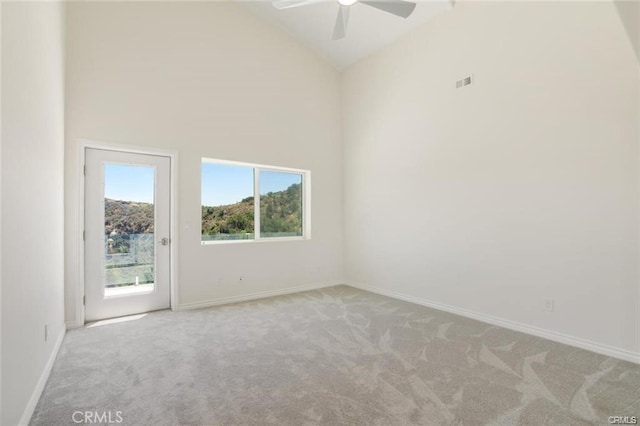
<box><xmin>159</xmin><ymin>237</ymin><xmax>170</xmax><ymax>246</ymax></box>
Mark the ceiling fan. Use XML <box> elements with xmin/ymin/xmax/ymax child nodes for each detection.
<box><xmin>272</xmin><ymin>0</ymin><xmax>417</xmax><ymax>40</ymax></box>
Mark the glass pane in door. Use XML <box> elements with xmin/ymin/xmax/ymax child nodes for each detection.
<box><xmin>104</xmin><ymin>163</ymin><xmax>155</xmax><ymax>297</ymax></box>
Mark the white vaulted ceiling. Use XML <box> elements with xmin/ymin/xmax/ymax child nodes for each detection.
<box><xmin>238</xmin><ymin>0</ymin><xmax>454</xmax><ymax>69</ymax></box>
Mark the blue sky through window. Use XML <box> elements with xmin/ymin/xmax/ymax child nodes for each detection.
<box><xmin>260</xmin><ymin>170</ymin><xmax>301</xmax><ymax>196</ymax></box>
<box><xmin>201</xmin><ymin>162</ymin><xmax>302</xmax><ymax>206</ymax></box>
<box><xmin>104</xmin><ymin>164</ymin><xmax>155</xmax><ymax>203</ymax></box>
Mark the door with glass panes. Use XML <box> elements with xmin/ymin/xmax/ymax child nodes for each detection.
<box><xmin>84</xmin><ymin>148</ymin><xmax>171</xmax><ymax>322</ymax></box>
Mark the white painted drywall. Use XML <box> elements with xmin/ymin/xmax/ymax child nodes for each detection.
<box><xmin>64</xmin><ymin>2</ymin><xmax>343</xmax><ymax>324</ymax></box>
<box><xmin>615</xmin><ymin>0</ymin><xmax>640</xmax><ymax>65</ymax></box>
<box><xmin>342</xmin><ymin>1</ymin><xmax>640</xmax><ymax>354</ymax></box>
<box><xmin>1</xmin><ymin>2</ymin><xmax>66</xmax><ymax>424</ymax></box>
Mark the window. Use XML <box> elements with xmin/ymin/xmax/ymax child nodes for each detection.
<box><xmin>201</xmin><ymin>159</ymin><xmax>309</xmax><ymax>243</ymax></box>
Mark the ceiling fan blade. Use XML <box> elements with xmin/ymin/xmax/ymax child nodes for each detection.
<box><xmin>360</xmin><ymin>0</ymin><xmax>416</xmax><ymax>18</ymax></box>
<box><xmin>272</xmin><ymin>0</ymin><xmax>323</xmax><ymax>10</ymax></box>
<box><xmin>332</xmin><ymin>5</ymin><xmax>350</xmax><ymax>40</ymax></box>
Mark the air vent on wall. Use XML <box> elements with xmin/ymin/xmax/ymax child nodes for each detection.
<box><xmin>456</xmin><ymin>75</ymin><xmax>473</xmax><ymax>89</ymax></box>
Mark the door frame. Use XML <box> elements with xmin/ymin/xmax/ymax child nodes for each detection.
<box><xmin>76</xmin><ymin>139</ymin><xmax>179</xmax><ymax>325</ymax></box>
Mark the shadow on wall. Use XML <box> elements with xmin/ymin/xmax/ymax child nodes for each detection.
<box><xmin>614</xmin><ymin>0</ymin><xmax>640</xmax><ymax>64</ymax></box>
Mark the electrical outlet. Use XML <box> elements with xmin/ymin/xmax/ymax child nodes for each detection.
<box><xmin>544</xmin><ymin>299</ymin><xmax>554</xmax><ymax>312</ymax></box>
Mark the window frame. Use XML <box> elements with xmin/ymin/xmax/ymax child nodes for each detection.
<box><xmin>201</xmin><ymin>158</ymin><xmax>311</xmax><ymax>245</ymax></box>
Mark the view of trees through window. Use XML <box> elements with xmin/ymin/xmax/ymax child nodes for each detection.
<box><xmin>103</xmin><ymin>164</ymin><xmax>155</xmax><ymax>288</ymax></box>
<box><xmin>260</xmin><ymin>171</ymin><xmax>302</xmax><ymax>237</ymax></box>
<box><xmin>201</xmin><ymin>161</ymin><xmax>305</xmax><ymax>242</ymax></box>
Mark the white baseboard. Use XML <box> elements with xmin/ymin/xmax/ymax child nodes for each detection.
<box><xmin>178</xmin><ymin>280</ymin><xmax>344</xmax><ymax>311</ymax></box>
<box><xmin>65</xmin><ymin>320</ymin><xmax>82</xmax><ymax>329</ymax></box>
<box><xmin>19</xmin><ymin>325</ymin><xmax>66</xmax><ymax>425</ymax></box>
<box><xmin>345</xmin><ymin>281</ymin><xmax>640</xmax><ymax>364</ymax></box>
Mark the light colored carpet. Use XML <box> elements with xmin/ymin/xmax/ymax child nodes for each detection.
<box><xmin>31</xmin><ymin>285</ymin><xmax>640</xmax><ymax>425</ymax></box>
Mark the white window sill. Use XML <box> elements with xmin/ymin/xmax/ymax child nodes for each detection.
<box><xmin>201</xmin><ymin>236</ymin><xmax>309</xmax><ymax>245</ymax></box>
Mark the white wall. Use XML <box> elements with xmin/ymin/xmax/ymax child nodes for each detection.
<box><xmin>1</xmin><ymin>2</ymin><xmax>66</xmax><ymax>424</ymax></box>
<box><xmin>615</xmin><ymin>0</ymin><xmax>640</xmax><ymax>65</ymax></box>
<box><xmin>342</xmin><ymin>1</ymin><xmax>640</xmax><ymax>358</ymax></box>
<box><xmin>65</xmin><ymin>2</ymin><xmax>343</xmax><ymax>324</ymax></box>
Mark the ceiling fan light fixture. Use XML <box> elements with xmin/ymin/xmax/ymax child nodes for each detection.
<box><xmin>272</xmin><ymin>0</ymin><xmax>418</xmax><ymax>41</ymax></box>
